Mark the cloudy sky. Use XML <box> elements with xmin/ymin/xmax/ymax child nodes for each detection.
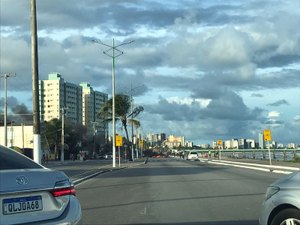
<box><xmin>1</xmin><ymin>0</ymin><xmax>300</xmax><ymax>145</ymax></box>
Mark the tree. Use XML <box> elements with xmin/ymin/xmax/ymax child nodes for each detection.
<box><xmin>42</xmin><ymin>118</ymin><xmax>87</xmax><ymax>160</ymax></box>
<box><xmin>64</xmin><ymin>121</ymin><xmax>87</xmax><ymax>159</ymax></box>
<box><xmin>42</xmin><ymin>118</ymin><xmax>61</xmax><ymax>159</ymax></box>
<box><xmin>98</xmin><ymin>94</ymin><xmax>144</xmax><ymax>147</ymax></box>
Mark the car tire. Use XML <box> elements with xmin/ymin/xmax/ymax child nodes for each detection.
<box><xmin>271</xmin><ymin>208</ymin><xmax>300</xmax><ymax>225</ymax></box>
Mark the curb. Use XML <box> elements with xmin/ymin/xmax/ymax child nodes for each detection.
<box><xmin>73</xmin><ymin>162</ymin><xmax>145</xmax><ymax>186</ymax></box>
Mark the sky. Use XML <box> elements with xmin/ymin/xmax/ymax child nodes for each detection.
<box><xmin>0</xmin><ymin>0</ymin><xmax>300</xmax><ymax>145</ymax></box>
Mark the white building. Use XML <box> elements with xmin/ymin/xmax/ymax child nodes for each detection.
<box><xmin>40</xmin><ymin>73</ymin><xmax>82</xmax><ymax>124</ymax></box>
<box><xmin>0</xmin><ymin>125</ymin><xmax>33</xmax><ymax>148</ymax></box>
<box><xmin>164</xmin><ymin>135</ymin><xmax>185</xmax><ymax>148</ymax></box>
<box><xmin>80</xmin><ymin>82</ymin><xmax>108</xmax><ymax>136</ymax></box>
<box><xmin>39</xmin><ymin>73</ymin><xmax>108</xmax><ymax>136</ymax></box>
<box><xmin>287</xmin><ymin>143</ymin><xmax>296</xmax><ymax>149</ymax></box>
<box><xmin>258</xmin><ymin>132</ymin><xmax>265</xmax><ymax>149</ymax></box>
<box><xmin>224</xmin><ymin>139</ymin><xmax>238</xmax><ymax>149</ymax></box>
<box><xmin>246</xmin><ymin>139</ymin><xmax>255</xmax><ymax>149</ymax></box>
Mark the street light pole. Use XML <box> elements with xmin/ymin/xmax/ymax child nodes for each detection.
<box><xmin>0</xmin><ymin>73</ymin><xmax>15</xmax><ymax>147</ymax></box>
<box><xmin>93</xmin><ymin>38</ymin><xmax>134</xmax><ymax>168</ymax></box>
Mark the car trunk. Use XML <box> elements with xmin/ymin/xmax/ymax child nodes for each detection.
<box><xmin>0</xmin><ymin>169</ymin><xmax>72</xmax><ymax>225</ymax></box>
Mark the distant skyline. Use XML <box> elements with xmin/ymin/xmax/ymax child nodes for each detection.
<box><xmin>1</xmin><ymin>0</ymin><xmax>299</xmax><ymax>145</ymax></box>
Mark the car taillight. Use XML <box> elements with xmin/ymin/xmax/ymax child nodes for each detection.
<box><xmin>51</xmin><ymin>179</ymin><xmax>76</xmax><ymax>197</ymax></box>
<box><xmin>51</xmin><ymin>186</ymin><xmax>76</xmax><ymax>197</ymax></box>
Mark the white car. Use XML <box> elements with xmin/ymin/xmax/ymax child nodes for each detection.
<box><xmin>259</xmin><ymin>171</ymin><xmax>300</xmax><ymax>225</ymax></box>
<box><xmin>0</xmin><ymin>145</ymin><xmax>82</xmax><ymax>225</ymax></box>
<box><xmin>187</xmin><ymin>151</ymin><xmax>199</xmax><ymax>160</ymax></box>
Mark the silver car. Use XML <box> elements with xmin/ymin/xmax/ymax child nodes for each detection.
<box><xmin>259</xmin><ymin>171</ymin><xmax>300</xmax><ymax>225</ymax></box>
<box><xmin>0</xmin><ymin>145</ymin><xmax>82</xmax><ymax>225</ymax></box>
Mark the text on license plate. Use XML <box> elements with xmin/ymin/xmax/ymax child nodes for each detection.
<box><xmin>3</xmin><ymin>196</ymin><xmax>43</xmax><ymax>215</ymax></box>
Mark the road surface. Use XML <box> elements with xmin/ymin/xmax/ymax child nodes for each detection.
<box><xmin>75</xmin><ymin>158</ymin><xmax>283</xmax><ymax>225</ymax></box>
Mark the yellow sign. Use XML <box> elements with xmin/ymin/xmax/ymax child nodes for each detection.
<box><xmin>217</xmin><ymin>140</ymin><xmax>223</xmax><ymax>145</ymax></box>
<box><xmin>264</xmin><ymin>129</ymin><xmax>272</xmax><ymax>141</ymax></box>
<box><xmin>139</xmin><ymin>140</ymin><xmax>144</xmax><ymax>147</ymax></box>
<box><xmin>116</xmin><ymin>135</ymin><xmax>123</xmax><ymax>147</ymax></box>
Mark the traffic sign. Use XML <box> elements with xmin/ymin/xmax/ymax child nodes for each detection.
<box><xmin>116</xmin><ymin>135</ymin><xmax>123</xmax><ymax>147</ymax></box>
<box><xmin>217</xmin><ymin>140</ymin><xmax>223</xmax><ymax>145</ymax></box>
<box><xmin>139</xmin><ymin>140</ymin><xmax>144</xmax><ymax>147</ymax></box>
<box><xmin>263</xmin><ymin>129</ymin><xmax>272</xmax><ymax>141</ymax></box>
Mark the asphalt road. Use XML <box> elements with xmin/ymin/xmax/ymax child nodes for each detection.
<box><xmin>75</xmin><ymin>158</ymin><xmax>283</xmax><ymax>225</ymax></box>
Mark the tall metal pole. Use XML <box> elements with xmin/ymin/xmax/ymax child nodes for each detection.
<box><xmin>92</xmin><ymin>38</ymin><xmax>134</xmax><ymax>168</ymax></box>
<box><xmin>0</xmin><ymin>73</ymin><xmax>15</xmax><ymax>147</ymax></box>
<box><xmin>30</xmin><ymin>0</ymin><xmax>41</xmax><ymax>164</ymax></box>
<box><xmin>112</xmin><ymin>39</ymin><xmax>116</xmax><ymax>167</ymax></box>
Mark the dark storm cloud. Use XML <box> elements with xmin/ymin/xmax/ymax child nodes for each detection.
<box><xmin>11</xmin><ymin>104</ymin><xmax>32</xmax><ymax>122</ymax></box>
<box><xmin>0</xmin><ymin>96</ymin><xmax>19</xmax><ymax>109</ymax></box>
<box><xmin>267</xmin><ymin>99</ymin><xmax>289</xmax><ymax>107</ymax></box>
<box><xmin>0</xmin><ymin>97</ymin><xmax>32</xmax><ymax>123</ymax></box>
<box><xmin>147</xmin><ymin>89</ymin><xmax>264</xmax><ymax>122</ymax></box>
<box><xmin>147</xmin><ymin>97</ymin><xmax>203</xmax><ymax>121</ymax></box>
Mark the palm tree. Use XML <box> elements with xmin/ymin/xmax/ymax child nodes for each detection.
<box><xmin>98</xmin><ymin>94</ymin><xmax>143</xmax><ymax>146</ymax></box>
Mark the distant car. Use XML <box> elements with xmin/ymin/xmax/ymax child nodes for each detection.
<box><xmin>259</xmin><ymin>171</ymin><xmax>300</xmax><ymax>225</ymax></box>
<box><xmin>0</xmin><ymin>145</ymin><xmax>82</xmax><ymax>225</ymax></box>
<box><xmin>187</xmin><ymin>151</ymin><xmax>199</xmax><ymax>160</ymax></box>
<box><xmin>104</xmin><ymin>154</ymin><xmax>112</xmax><ymax>160</ymax></box>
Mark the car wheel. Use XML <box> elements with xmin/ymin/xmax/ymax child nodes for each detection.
<box><xmin>271</xmin><ymin>208</ymin><xmax>300</xmax><ymax>225</ymax></box>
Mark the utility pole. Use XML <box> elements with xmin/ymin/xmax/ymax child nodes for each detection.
<box><xmin>0</xmin><ymin>73</ymin><xmax>16</xmax><ymax>146</ymax></box>
<box><xmin>131</xmin><ymin>88</ymin><xmax>134</xmax><ymax>161</ymax></box>
<box><xmin>91</xmin><ymin>121</ymin><xmax>98</xmax><ymax>159</ymax></box>
<box><xmin>92</xmin><ymin>38</ymin><xmax>134</xmax><ymax>168</ymax></box>
<box><xmin>30</xmin><ymin>0</ymin><xmax>42</xmax><ymax>164</ymax></box>
<box><xmin>61</xmin><ymin>107</ymin><xmax>67</xmax><ymax>162</ymax></box>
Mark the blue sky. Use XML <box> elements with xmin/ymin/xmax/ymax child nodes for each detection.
<box><xmin>0</xmin><ymin>0</ymin><xmax>300</xmax><ymax>145</ymax></box>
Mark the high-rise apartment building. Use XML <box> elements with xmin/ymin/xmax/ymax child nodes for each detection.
<box><xmin>40</xmin><ymin>73</ymin><xmax>82</xmax><ymax>124</ymax></box>
<box><xmin>80</xmin><ymin>82</ymin><xmax>108</xmax><ymax>136</ymax></box>
<box><xmin>39</xmin><ymin>73</ymin><xmax>108</xmax><ymax>137</ymax></box>
<box><xmin>258</xmin><ymin>132</ymin><xmax>265</xmax><ymax>149</ymax></box>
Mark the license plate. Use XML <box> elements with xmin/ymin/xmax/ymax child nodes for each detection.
<box><xmin>3</xmin><ymin>196</ymin><xmax>43</xmax><ymax>215</ymax></box>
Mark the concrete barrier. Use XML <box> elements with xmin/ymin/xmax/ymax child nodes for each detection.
<box><xmin>203</xmin><ymin>159</ymin><xmax>299</xmax><ymax>174</ymax></box>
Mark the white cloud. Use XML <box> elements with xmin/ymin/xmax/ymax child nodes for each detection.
<box><xmin>166</xmin><ymin>97</ymin><xmax>211</xmax><ymax>108</ymax></box>
<box><xmin>268</xmin><ymin>111</ymin><xmax>280</xmax><ymax>118</ymax></box>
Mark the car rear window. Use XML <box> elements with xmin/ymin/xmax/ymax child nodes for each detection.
<box><xmin>0</xmin><ymin>145</ymin><xmax>42</xmax><ymax>170</ymax></box>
